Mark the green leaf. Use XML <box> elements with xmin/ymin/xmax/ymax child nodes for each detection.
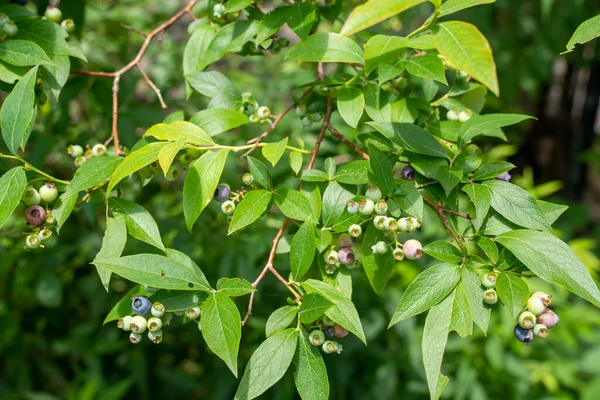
<box><xmin>183</xmin><ymin>24</ymin><xmax>217</xmax><ymax>96</ymax></box>
<box><xmin>234</xmin><ymin>329</ymin><xmax>299</xmax><ymax>400</ymax></box>
<box><xmin>436</xmin><ymin>165</ymin><xmax>463</xmax><ymax>195</ymax></box>
<box><xmin>158</xmin><ymin>139</ymin><xmax>185</xmax><ymax>176</ymax></box>
<box><xmin>439</xmin><ymin>0</ymin><xmax>495</xmax><ymax>17</ymax></box>
<box><xmin>390</xmin><ymin>180</ymin><xmax>424</xmax><ymax>220</ymax></box>
<box><xmin>362</xmin><ymin>223</ymin><xmax>395</xmax><ymax>294</ymax></box>
<box><xmin>108</xmin><ymin>197</ymin><xmax>165</xmax><ymax>251</ymax></box>
<box><xmin>67</xmin><ymin>156</ymin><xmax>122</xmax><ymax>194</ymax></box>
<box><xmin>337</xmin><ymin>86</ymin><xmax>364</xmax><ymax>129</ymax></box>
<box><xmin>409</xmin><ymin>34</ymin><xmax>436</xmax><ymax>50</ymax></box>
<box><xmin>94</xmin><ymin>216</ymin><xmax>127</xmax><ymax>292</ymax></box>
<box><xmin>289</xmin><ymin>151</ymin><xmax>303</xmax><ymax>175</ymax></box>
<box><xmin>290</xmin><ymin>221</ymin><xmax>317</xmax><ymax>280</ymax></box>
<box><xmin>422</xmin><ymin>293</ymin><xmax>453</xmax><ymax>400</ymax></box>
<box><xmin>340</xmin><ymin>0</ymin><xmax>428</xmax><ymax>37</ymax></box>
<box><xmin>266</xmin><ymin>306</ymin><xmax>298</xmax><ymax>337</ymax></box>
<box><xmin>228</xmin><ymin>190</ymin><xmax>272</xmax><ymax>234</ymax></box>
<box><xmin>496</xmin><ymin>230</ymin><xmax>600</xmax><ymax>308</ymax></box>
<box><xmin>262</xmin><ymin>138</ymin><xmax>288</xmax><ymax>166</ymax></box>
<box><xmin>495</xmin><ymin>273</ymin><xmax>529</xmax><ymax>318</ymax></box>
<box><xmin>144</xmin><ymin>120</ymin><xmax>214</xmax><ymax>146</ymax></box>
<box><xmin>108</xmin><ymin>142</ymin><xmax>168</xmax><ymax>194</ymax></box>
<box><xmin>300</xmin><ymin>169</ymin><xmax>330</xmax><ymax>182</ymax></box>
<box><xmin>201</xmin><ymin>292</ymin><xmax>242</xmax><ymax>376</ymax></box>
<box><xmin>226</xmin><ymin>0</ymin><xmax>254</xmax><ymax>13</ymax></box>
<box><xmin>461</xmin><ymin>268</ymin><xmax>490</xmax><ymax>335</ymax></box>
<box><xmin>434</xmin><ymin>21</ymin><xmax>499</xmax><ymax>96</ymax></box>
<box><xmin>1</xmin><ymin>65</ymin><xmax>38</xmax><ymax>153</ymax></box>
<box><xmin>364</xmin><ymin>34</ymin><xmax>408</xmax><ymax>73</ymax></box>
<box><xmin>302</xmin><ymin>279</ymin><xmax>366</xmax><ymax>344</ymax></box>
<box><xmin>217</xmin><ymin>278</ymin><xmax>255</xmax><ymax>297</ymax></box>
<box><xmin>389</xmin><ymin>263</ymin><xmax>461</xmax><ymax>326</ymax></box>
<box><xmin>481</xmin><ymin>180</ymin><xmax>550</xmax><ymax>231</ymax></box>
<box><xmin>564</xmin><ymin>15</ymin><xmax>600</xmax><ymax>54</ymax></box>
<box><xmin>247</xmin><ymin>156</ymin><xmax>271</xmax><ymax>189</ymax></box>
<box><xmin>369</xmin><ymin>122</ymin><xmax>450</xmax><ymax>159</ymax></box>
<box><xmin>423</xmin><ymin>241</ymin><xmax>463</xmax><ymax>262</ymax></box>
<box><xmin>93</xmin><ymin>254</ymin><xmax>211</xmax><ymax>291</ymax></box>
<box><xmin>406</xmin><ymin>54</ymin><xmax>447</xmax><ymax>85</ymax></box>
<box><xmin>189</xmin><ymin>108</ymin><xmax>248</xmax><ymax>136</ymax></box>
<box><xmin>458</xmin><ymin>114</ymin><xmax>533</xmax><ymax>147</ymax></box>
<box><xmin>52</xmin><ymin>191</ymin><xmax>78</xmax><ymax>233</ymax></box>
<box><xmin>103</xmin><ymin>285</ymin><xmax>151</xmax><ymax>324</ymax></box>
<box><xmin>150</xmin><ymin>290</ymin><xmax>208</xmax><ymax>312</ymax></box>
<box><xmin>186</xmin><ymin>70</ymin><xmax>241</xmax><ymax>108</ymax></box>
<box><xmin>285</xmin><ymin>33</ymin><xmax>364</xmax><ymax>64</ymax></box>
<box><xmin>368</xmin><ymin>144</ymin><xmax>394</xmax><ymax>195</ymax></box>
<box><xmin>197</xmin><ymin>20</ymin><xmax>259</xmax><ymax>72</ymax></box>
<box><xmin>166</xmin><ymin>248</ymin><xmax>211</xmax><ymax>290</ymax></box>
<box><xmin>462</xmin><ymin>183</ymin><xmax>491</xmax><ymax>232</ymax></box>
<box><xmin>315</xmin><ymin>228</ymin><xmax>332</xmax><ymax>253</ymax></box>
<box><xmin>294</xmin><ymin>328</ymin><xmax>329</xmax><ymax>400</ymax></box>
<box><xmin>298</xmin><ymin>293</ymin><xmax>333</xmax><ymax>324</ymax></box>
<box><xmin>538</xmin><ymin>200</ymin><xmax>568</xmax><ymax>225</ymax></box>
<box><xmin>0</xmin><ymin>167</ymin><xmax>26</xmax><ymax>229</ymax></box>
<box><xmin>286</xmin><ymin>2</ymin><xmax>316</xmax><ymax>40</ymax></box>
<box><xmin>16</xmin><ymin>19</ymin><xmax>86</xmax><ymax>60</ymax></box>
<box><xmin>472</xmin><ymin>161</ymin><xmax>514</xmax><ymax>181</ymax></box>
<box><xmin>183</xmin><ymin>149</ymin><xmax>230</xmax><ymax>231</ymax></box>
<box><xmin>256</xmin><ymin>7</ymin><xmax>287</xmax><ymax>47</ymax></box>
<box><xmin>450</xmin><ymin>284</ymin><xmax>473</xmax><ymax>337</ymax></box>
<box><xmin>274</xmin><ymin>188</ymin><xmax>312</xmax><ymax>221</ymax></box>
<box><xmin>474</xmin><ymin>236</ymin><xmax>498</xmax><ymax>264</ymax></box>
<box><xmin>0</xmin><ymin>40</ymin><xmax>53</xmax><ymax>67</ymax></box>
<box><xmin>335</xmin><ymin>160</ymin><xmax>370</xmax><ymax>185</ymax></box>
<box><xmin>321</xmin><ymin>181</ymin><xmax>354</xmax><ymax>227</ymax></box>
<box><xmin>301</xmin><ymin>182</ymin><xmax>322</xmax><ymax>221</ymax></box>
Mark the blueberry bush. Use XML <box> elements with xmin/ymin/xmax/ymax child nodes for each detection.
<box><xmin>1</xmin><ymin>0</ymin><xmax>600</xmax><ymax>399</ymax></box>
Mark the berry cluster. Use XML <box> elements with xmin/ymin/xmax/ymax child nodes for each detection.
<box><xmin>295</xmin><ymin>104</ymin><xmax>324</xmax><ymax>128</ymax></box>
<box><xmin>446</xmin><ymin>109</ymin><xmax>472</xmax><ymax>123</ymax></box>
<box><xmin>514</xmin><ymin>292</ymin><xmax>559</xmax><ymax>345</ymax></box>
<box><xmin>22</xmin><ymin>182</ymin><xmax>59</xmax><ymax>249</ymax></box>
<box><xmin>44</xmin><ymin>6</ymin><xmax>75</xmax><ymax>33</ymax></box>
<box><xmin>212</xmin><ymin>174</ymin><xmax>257</xmax><ymax>217</ymax></box>
<box><xmin>0</xmin><ymin>13</ymin><xmax>18</xmax><ymax>38</ymax></box>
<box><xmin>239</xmin><ymin>92</ymin><xmax>271</xmax><ymax>124</ymax></box>
<box><xmin>308</xmin><ymin>317</ymin><xmax>348</xmax><ymax>355</ymax></box>
<box><xmin>68</xmin><ymin>143</ymin><xmax>108</xmax><ymax>168</ymax></box>
<box><xmin>481</xmin><ymin>272</ymin><xmax>499</xmax><ymax>305</ymax></box>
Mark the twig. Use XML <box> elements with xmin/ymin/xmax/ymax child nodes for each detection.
<box><xmin>72</xmin><ymin>0</ymin><xmax>198</xmax><ymax>154</ymax></box>
<box><xmin>422</xmin><ymin>196</ymin><xmax>465</xmax><ymax>247</ymax></box>
<box><xmin>119</xmin><ymin>23</ymin><xmax>148</xmax><ymax>37</ymax></box>
<box><xmin>326</xmin><ymin>123</ymin><xmax>370</xmax><ymax>160</ymax></box>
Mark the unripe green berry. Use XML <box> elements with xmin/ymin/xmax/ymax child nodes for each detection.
<box><xmin>295</xmin><ymin>104</ymin><xmax>307</xmax><ymax>117</ymax></box>
<box><xmin>312</xmin><ymin>113</ymin><xmax>323</xmax><ymax>123</ymax></box>
<box><xmin>22</xmin><ymin>186</ymin><xmax>41</xmax><ymax>206</ymax></box>
<box><xmin>277</xmin><ymin>37</ymin><xmax>291</xmax><ymax>47</ymax></box>
<box><xmin>518</xmin><ymin>311</ymin><xmax>537</xmax><ymax>329</ymax></box>
<box><xmin>249</xmin><ymin>113</ymin><xmax>261</xmax><ymax>124</ymax></box>
<box><xmin>393</xmin><ymin>248</ymin><xmax>405</xmax><ymax>261</ymax></box>
<box><xmin>74</xmin><ymin>156</ymin><xmax>86</xmax><ymax>168</ymax></box>
<box><xmin>481</xmin><ymin>272</ymin><xmax>497</xmax><ymax>288</ymax></box>
<box><xmin>45</xmin><ymin>6</ymin><xmax>62</xmax><ymax>23</ymax></box>
<box><xmin>301</xmin><ymin>115</ymin><xmax>313</xmax><ymax>127</ymax></box>
<box><xmin>257</xmin><ymin>106</ymin><xmax>271</xmax><ymax>119</ymax></box>
<box><xmin>375</xmin><ymin>199</ymin><xmax>388</xmax><ymax>215</ymax></box>
<box><xmin>348</xmin><ymin>224</ymin><xmax>362</xmax><ymax>238</ymax></box>
<box><xmin>148</xmin><ymin>329</ymin><xmax>163</xmax><ymax>344</ymax></box>
<box><xmin>358</xmin><ymin>198</ymin><xmax>375</xmax><ymax>215</ymax></box>
<box><xmin>458</xmin><ymin>110</ymin><xmax>472</xmax><ymax>123</ymax></box>
<box><xmin>68</xmin><ymin>144</ymin><xmax>84</xmax><ymax>158</ymax></box>
<box><xmin>3</xmin><ymin>21</ymin><xmax>18</xmax><ymax>37</ymax></box>
<box><xmin>322</xmin><ymin>340</ymin><xmax>337</xmax><ymax>354</ymax></box>
<box><xmin>398</xmin><ymin>217</ymin><xmax>420</xmax><ymax>232</ymax></box>
<box><xmin>309</xmin><ymin>330</ymin><xmax>325</xmax><ymax>346</ymax></box>
<box><xmin>130</xmin><ymin>315</ymin><xmax>148</xmax><ymax>333</ymax></box>
<box><xmin>533</xmin><ymin>324</ymin><xmax>549</xmax><ymax>338</ymax></box>
<box><xmin>526</xmin><ymin>296</ymin><xmax>546</xmax><ymax>315</ymax></box>
<box><xmin>483</xmin><ymin>289</ymin><xmax>498</xmax><ymax>304</ymax></box>
<box><xmin>324</xmin><ymin>250</ymin><xmax>338</xmax><ymax>265</ymax></box>
<box><xmin>26</xmin><ymin>234</ymin><xmax>41</xmax><ymax>249</ymax></box>
<box><xmin>383</xmin><ymin>217</ymin><xmax>399</xmax><ymax>231</ymax></box>
<box><xmin>213</xmin><ymin>3</ymin><xmax>226</xmax><ymax>18</ymax></box>
<box><xmin>346</xmin><ymin>200</ymin><xmax>358</xmax><ymax>214</ymax></box>
<box><xmin>221</xmin><ymin>200</ymin><xmax>236</xmax><ymax>215</ymax></box>
<box><xmin>242</xmin><ymin>173</ymin><xmax>254</xmax><ymax>185</ymax></box>
<box><xmin>118</xmin><ymin>315</ymin><xmax>133</xmax><ymax>331</ymax></box>
<box><xmin>365</xmin><ymin>186</ymin><xmax>382</xmax><ymax>202</ymax></box>
<box><xmin>38</xmin><ymin>227</ymin><xmax>52</xmax><ymax>242</ymax></box>
<box><xmin>147</xmin><ymin>317</ymin><xmax>163</xmax><ymax>332</ymax></box>
<box><xmin>179</xmin><ymin>153</ymin><xmax>192</xmax><ymax>165</ymax></box>
<box><xmin>45</xmin><ymin>213</ymin><xmax>56</xmax><ymax>226</ymax></box>
<box><xmin>373</xmin><ymin>215</ymin><xmax>386</xmax><ymax>230</ymax></box>
<box><xmin>92</xmin><ymin>144</ymin><xmax>107</xmax><ymax>157</ymax></box>
<box><xmin>186</xmin><ymin>306</ymin><xmax>201</xmax><ymax>320</ymax></box>
<box><xmin>0</xmin><ymin>14</ymin><xmax>8</xmax><ymax>26</ymax></box>
<box><xmin>241</xmin><ymin>92</ymin><xmax>254</xmax><ymax>104</ymax></box>
<box><xmin>165</xmin><ymin>165</ymin><xmax>180</xmax><ymax>182</ymax></box>
<box><xmin>129</xmin><ymin>332</ymin><xmax>142</xmax><ymax>344</ymax></box>
<box><xmin>39</xmin><ymin>182</ymin><xmax>58</xmax><ymax>203</ymax></box>
<box><xmin>61</xmin><ymin>18</ymin><xmax>75</xmax><ymax>33</ymax></box>
<box><xmin>446</xmin><ymin>110</ymin><xmax>459</xmax><ymax>121</ymax></box>
<box><xmin>371</xmin><ymin>241</ymin><xmax>388</xmax><ymax>254</ymax></box>
<box><xmin>151</xmin><ymin>302</ymin><xmax>165</xmax><ymax>318</ymax></box>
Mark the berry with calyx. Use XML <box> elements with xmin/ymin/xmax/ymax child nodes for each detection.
<box><xmin>38</xmin><ymin>228</ymin><xmax>52</xmax><ymax>242</ymax></box>
<box><xmin>309</xmin><ymin>330</ymin><xmax>325</xmax><ymax>346</ymax></box>
<box><xmin>132</xmin><ymin>295</ymin><xmax>152</xmax><ymax>315</ymax></box>
<box><xmin>117</xmin><ymin>315</ymin><xmax>133</xmax><ymax>331</ymax></box>
<box><xmin>214</xmin><ymin>184</ymin><xmax>231</xmax><ymax>202</ymax></box>
<box><xmin>384</xmin><ymin>217</ymin><xmax>399</xmax><ymax>231</ymax></box>
<box><xmin>531</xmin><ymin>291</ymin><xmax>552</xmax><ymax>306</ymax></box>
<box><xmin>151</xmin><ymin>302</ymin><xmax>165</xmax><ymax>318</ymax></box>
<box><xmin>401</xmin><ymin>165</ymin><xmax>416</xmax><ymax>181</ymax></box>
<box><xmin>301</xmin><ymin>115</ymin><xmax>314</xmax><ymax>127</ymax></box>
<box><xmin>179</xmin><ymin>153</ymin><xmax>192</xmax><ymax>165</ymax></box>
<box><xmin>39</xmin><ymin>182</ymin><xmax>58</xmax><ymax>203</ymax></box>
<box><xmin>25</xmin><ymin>205</ymin><xmax>46</xmax><ymax>226</ymax></box>
<box><xmin>68</xmin><ymin>145</ymin><xmax>84</xmax><ymax>158</ymax></box>
<box><xmin>533</xmin><ymin>324</ymin><xmax>549</xmax><ymax>338</ymax></box>
<box><xmin>458</xmin><ymin>110</ymin><xmax>472</xmax><ymax>123</ymax></box>
<box><xmin>403</xmin><ymin>239</ymin><xmax>423</xmax><ymax>260</ymax></box>
<box><xmin>518</xmin><ymin>311</ymin><xmax>537</xmax><ymax>329</ymax></box>
<box><xmin>398</xmin><ymin>217</ymin><xmax>420</xmax><ymax>232</ymax></box>
<box><xmin>242</xmin><ymin>92</ymin><xmax>254</xmax><ymax>104</ymax></box>
<box><xmin>527</xmin><ymin>296</ymin><xmax>546</xmax><ymax>315</ymax></box>
<box><xmin>26</xmin><ymin>234</ymin><xmax>41</xmax><ymax>249</ymax></box>
<box><xmin>249</xmin><ymin>113</ymin><xmax>261</xmax><ymax>124</ymax></box>
<box><xmin>481</xmin><ymin>272</ymin><xmax>498</xmax><ymax>288</ymax></box>
<box><xmin>447</xmin><ymin>110</ymin><xmax>459</xmax><ymax>121</ymax></box>
<box><xmin>242</xmin><ymin>173</ymin><xmax>254</xmax><ymax>185</ymax></box>
<box><xmin>337</xmin><ymin>233</ymin><xmax>354</xmax><ymax>248</ymax></box>
<box><xmin>213</xmin><ymin>3</ymin><xmax>226</xmax><ymax>18</ymax></box>
<box><xmin>186</xmin><ymin>306</ymin><xmax>201</xmax><ymax>320</ymax></box>
<box><xmin>333</xmin><ymin>324</ymin><xmax>348</xmax><ymax>338</ymax></box>
<box><xmin>365</xmin><ymin>185</ymin><xmax>382</xmax><ymax>202</ymax></box>
<box><xmin>348</xmin><ymin>224</ymin><xmax>362</xmax><ymax>238</ymax></box>
<box><xmin>496</xmin><ymin>172</ymin><xmax>511</xmax><ymax>182</ymax></box>
<box><xmin>393</xmin><ymin>248</ymin><xmax>405</xmax><ymax>261</ymax></box>
<box><xmin>537</xmin><ymin>309</ymin><xmax>560</xmax><ymax>329</ymax></box>
<box><xmin>92</xmin><ymin>144</ymin><xmax>107</xmax><ymax>157</ymax></box>
<box><xmin>483</xmin><ymin>289</ymin><xmax>498</xmax><ymax>304</ymax></box>
<box><xmin>221</xmin><ymin>200</ymin><xmax>236</xmax><ymax>215</ymax></box>
<box><xmin>0</xmin><ymin>14</ymin><xmax>8</xmax><ymax>26</ymax></box>
<box><xmin>45</xmin><ymin>6</ymin><xmax>62</xmax><ymax>23</ymax></box>
<box><xmin>3</xmin><ymin>21</ymin><xmax>18</xmax><ymax>37</ymax></box>
<box><xmin>74</xmin><ymin>156</ymin><xmax>87</xmax><ymax>168</ymax></box>
<box><xmin>346</xmin><ymin>200</ymin><xmax>358</xmax><ymax>214</ymax></box>
<box><xmin>295</xmin><ymin>104</ymin><xmax>307</xmax><ymax>117</ymax></box>
<box><xmin>45</xmin><ymin>213</ymin><xmax>56</xmax><ymax>226</ymax></box>
<box><xmin>165</xmin><ymin>165</ymin><xmax>180</xmax><ymax>181</ymax></box>
<box><xmin>375</xmin><ymin>199</ymin><xmax>388</xmax><ymax>215</ymax></box>
<box><xmin>371</xmin><ymin>241</ymin><xmax>388</xmax><ymax>254</ymax></box>
<box><xmin>514</xmin><ymin>325</ymin><xmax>534</xmax><ymax>345</ymax></box>
<box><xmin>61</xmin><ymin>18</ymin><xmax>75</xmax><ymax>33</ymax></box>
<box><xmin>147</xmin><ymin>317</ymin><xmax>163</xmax><ymax>332</ymax></box>
<box><xmin>324</xmin><ymin>250</ymin><xmax>338</xmax><ymax>265</ymax></box>
<box><xmin>373</xmin><ymin>215</ymin><xmax>386</xmax><ymax>230</ymax></box>
<box><xmin>129</xmin><ymin>332</ymin><xmax>142</xmax><ymax>344</ymax></box>
<box><xmin>130</xmin><ymin>316</ymin><xmax>148</xmax><ymax>333</ymax></box>
<box><xmin>257</xmin><ymin>106</ymin><xmax>271</xmax><ymax>119</ymax></box>
<box><xmin>277</xmin><ymin>37</ymin><xmax>290</xmax><ymax>48</ymax></box>
<box><xmin>338</xmin><ymin>248</ymin><xmax>355</xmax><ymax>265</ymax></box>
<box><xmin>148</xmin><ymin>330</ymin><xmax>163</xmax><ymax>344</ymax></box>
<box><xmin>312</xmin><ymin>113</ymin><xmax>324</xmax><ymax>123</ymax></box>
<box><xmin>322</xmin><ymin>340</ymin><xmax>337</xmax><ymax>353</ymax></box>
<box><xmin>22</xmin><ymin>186</ymin><xmax>41</xmax><ymax>206</ymax></box>
<box><xmin>358</xmin><ymin>198</ymin><xmax>375</xmax><ymax>215</ymax></box>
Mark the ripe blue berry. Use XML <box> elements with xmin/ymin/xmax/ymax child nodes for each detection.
<box><xmin>186</xmin><ymin>306</ymin><xmax>201</xmax><ymax>320</ymax></box>
<box><xmin>337</xmin><ymin>233</ymin><xmax>353</xmax><ymax>248</ymax></box>
<box><xmin>348</xmin><ymin>224</ymin><xmax>362</xmax><ymax>238</ymax></box>
<box><xmin>333</xmin><ymin>324</ymin><xmax>348</xmax><ymax>338</ymax></box>
<box><xmin>147</xmin><ymin>317</ymin><xmax>163</xmax><ymax>332</ymax></box>
<box><xmin>338</xmin><ymin>248</ymin><xmax>355</xmax><ymax>265</ymax></box>
<box><xmin>221</xmin><ymin>200</ymin><xmax>236</xmax><ymax>215</ymax></box>
<box><xmin>22</xmin><ymin>186</ymin><xmax>41</xmax><ymax>206</ymax></box>
<box><xmin>496</xmin><ymin>172</ymin><xmax>511</xmax><ymax>182</ymax></box>
<box><xmin>132</xmin><ymin>295</ymin><xmax>152</xmax><ymax>315</ymax></box>
<box><xmin>151</xmin><ymin>302</ymin><xmax>165</xmax><ymax>318</ymax></box>
<box><xmin>481</xmin><ymin>272</ymin><xmax>497</xmax><ymax>288</ymax></box>
<box><xmin>214</xmin><ymin>184</ymin><xmax>231</xmax><ymax>202</ymax></box>
<box><xmin>365</xmin><ymin>186</ymin><xmax>382</xmax><ymax>202</ymax></box>
<box><xmin>358</xmin><ymin>198</ymin><xmax>375</xmax><ymax>215</ymax></box>
<box><xmin>375</xmin><ymin>199</ymin><xmax>388</xmax><ymax>215</ymax></box>
<box><xmin>26</xmin><ymin>234</ymin><xmax>41</xmax><ymax>249</ymax></box>
<box><xmin>309</xmin><ymin>330</ymin><xmax>325</xmax><ymax>346</ymax></box>
<box><xmin>92</xmin><ymin>144</ymin><xmax>107</xmax><ymax>157</ymax></box>
<box><xmin>384</xmin><ymin>217</ymin><xmax>399</xmax><ymax>231</ymax></box>
<box><xmin>403</xmin><ymin>239</ymin><xmax>423</xmax><ymax>260</ymax></box>
<box><xmin>483</xmin><ymin>289</ymin><xmax>498</xmax><ymax>304</ymax></box>
<box><xmin>514</xmin><ymin>325</ymin><xmax>534</xmax><ymax>345</ymax></box>
<box><xmin>526</xmin><ymin>296</ymin><xmax>546</xmax><ymax>315</ymax></box>
<box><xmin>148</xmin><ymin>329</ymin><xmax>163</xmax><ymax>344</ymax></box>
<box><xmin>346</xmin><ymin>200</ymin><xmax>359</xmax><ymax>214</ymax></box>
<box><xmin>371</xmin><ymin>241</ymin><xmax>388</xmax><ymax>254</ymax></box>
<box><xmin>533</xmin><ymin>324</ymin><xmax>549</xmax><ymax>338</ymax></box>
<box><xmin>25</xmin><ymin>205</ymin><xmax>46</xmax><ymax>226</ymax></box>
<box><xmin>324</xmin><ymin>327</ymin><xmax>335</xmax><ymax>337</ymax></box>
<box><xmin>130</xmin><ymin>316</ymin><xmax>148</xmax><ymax>333</ymax></box>
<box><xmin>537</xmin><ymin>309</ymin><xmax>559</xmax><ymax>329</ymax></box>
<box><xmin>518</xmin><ymin>311</ymin><xmax>537</xmax><ymax>329</ymax></box>
<box><xmin>129</xmin><ymin>332</ymin><xmax>143</xmax><ymax>344</ymax></box>
<box><xmin>393</xmin><ymin>248</ymin><xmax>405</xmax><ymax>261</ymax></box>
<box><xmin>401</xmin><ymin>165</ymin><xmax>416</xmax><ymax>181</ymax></box>
<box><xmin>324</xmin><ymin>250</ymin><xmax>338</xmax><ymax>265</ymax></box>
<box><xmin>118</xmin><ymin>315</ymin><xmax>133</xmax><ymax>331</ymax></box>
<box><xmin>39</xmin><ymin>182</ymin><xmax>58</xmax><ymax>203</ymax></box>
<box><xmin>242</xmin><ymin>173</ymin><xmax>254</xmax><ymax>185</ymax></box>
<box><xmin>68</xmin><ymin>144</ymin><xmax>84</xmax><ymax>158</ymax></box>
<box><xmin>45</xmin><ymin>6</ymin><xmax>62</xmax><ymax>22</ymax></box>
<box><xmin>373</xmin><ymin>215</ymin><xmax>386</xmax><ymax>230</ymax></box>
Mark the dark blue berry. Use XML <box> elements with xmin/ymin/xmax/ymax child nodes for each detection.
<box><xmin>324</xmin><ymin>326</ymin><xmax>335</xmax><ymax>337</ymax></box>
<box><xmin>514</xmin><ymin>324</ymin><xmax>534</xmax><ymax>345</ymax></box>
<box><xmin>132</xmin><ymin>296</ymin><xmax>152</xmax><ymax>315</ymax></box>
<box><xmin>214</xmin><ymin>184</ymin><xmax>231</xmax><ymax>202</ymax></box>
<box><xmin>401</xmin><ymin>165</ymin><xmax>416</xmax><ymax>181</ymax></box>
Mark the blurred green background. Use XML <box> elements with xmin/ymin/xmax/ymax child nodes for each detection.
<box><xmin>1</xmin><ymin>0</ymin><xmax>600</xmax><ymax>399</ymax></box>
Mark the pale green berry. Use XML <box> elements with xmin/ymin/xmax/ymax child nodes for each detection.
<box><xmin>165</xmin><ymin>165</ymin><xmax>180</xmax><ymax>182</ymax></box>
<box><xmin>348</xmin><ymin>224</ymin><xmax>362</xmax><ymax>238</ymax></box>
<box><xmin>213</xmin><ymin>3</ymin><xmax>226</xmax><ymax>18</ymax></box>
<box><xmin>324</xmin><ymin>250</ymin><xmax>338</xmax><ymax>265</ymax></box>
<box><xmin>61</xmin><ymin>18</ymin><xmax>75</xmax><ymax>33</ymax></box>
<box><xmin>383</xmin><ymin>217</ymin><xmax>399</xmax><ymax>231</ymax></box>
<box><xmin>365</xmin><ymin>186</ymin><xmax>382</xmax><ymax>202</ymax></box>
<box><xmin>257</xmin><ymin>106</ymin><xmax>271</xmax><ymax>119</ymax></box>
<box><xmin>118</xmin><ymin>315</ymin><xmax>133</xmax><ymax>331</ymax></box>
<box><xmin>249</xmin><ymin>113</ymin><xmax>261</xmax><ymax>124</ymax></box>
<box><xmin>393</xmin><ymin>248</ymin><xmax>405</xmax><ymax>261</ymax></box>
<box><xmin>39</xmin><ymin>182</ymin><xmax>58</xmax><ymax>203</ymax></box>
<box><xmin>3</xmin><ymin>21</ymin><xmax>18</xmax><ymax>37</ymax></box>
<box><xmin>527</xmin><ymin>296</ymin><xmax>546</xmax><ymax>315</ymax></box>
<box><xmin>221</xmin><ymin>200</ymin><xmax>236</xmax><ymax>215</ymax></box>
<box><xmin>26</xmin><ymin>234</ymin><xmax>41</xmax><ymax>249</ymax></box>
<box><xmin>45</xmin><ymin>6</ymin><xmax>62</xmax><ymax>23</ymax></box>
<box><xmin>518</xmin><ymin>311</ymin><xmax>537</xmax><ymax>329</ymax></box>
<box><xmin>148</xmin><ymin>317</ymin><xmax>163</xmax><ymax>332</ymax></box>
<box><xmin>242</xmin><ymin>173</ymin><xmax>254</xmax><ymax>185</ymax></box>
<box><xmin>446</xmin><ymin>110</ymin><xmax>459</xmax><ymax>121</ymax></box>
<box><xmin>301</xmin><ymin>115</ymin><xmax>314</xmax><ymax>127</ymax></box>
<box><xmin>346</xmin><ymin>200</ymin><xmax>358</xmax><ymax>214</ymax></box>
<box><xmin>458</xmin><ymin>110</ymin><xmax>472</xmax><ymax>123</ymax></box>
<box><xmin>481</xmin><ymin>272</ymin><xmax>497</xmax><ymax>288</ymax></box>
<box><xmin>533</xmin><ymin>324</ymin><xmax>549</xmax><ymax>338</ymax></box>
<box><xmin>161</xmin><ymin>312</ymin><xmax>174</xmax><ymax>326</ymax></box>
<box><xmin>129</xmin><ymin>332</ymin><xmax>143</xmax><ymax>344</ymax></box>
<box><xmin>531</xmin><ymin>291</ymin><xmax>552</xmax><ymax>306</ymax></box>
<box><xmin>68</xmin><ymin>144</ymin><xmax>84</xmax><ymax>158</ymax></box>
<box><xmin>375</xmin><ymin>199</ymin><xmax>388</xmax><ymax>215</ymax></box>
<box><xmin>241</xmin><ymin>92</ymin><xmax>254</xmax><ymax>103</ymax></box>
<box><xmin>373</xmin><ymin>215</ymin><xmax>386</xmax><ymax>230</ymax></box>
<box><xmin>38</xmin><ymin>228</ymin><xmax>52</xmax><ymax>242</ymax></box>
<box><xmin>312</xmin><ymin>113</ymin><xmax>323</xmax><ymax>123</ymax></box>
<box><xmin>358</xmin><ymin>198</ymin><xmax>375</xmax><ymax>215</ymax></box>
<box><xmin>186</xmin><ymin>306</ymin><xmax>201</xmax><ymax>320</ymax></box>
<box><xmin>148</xmin><ymin>329</ymin><xmax>163</xmax><ymax>344</ymax></box>
<box><xmin>22</xmin><ymin>186</ymin><xmax>41</xmax><ymax>206</ymax></box>
<box><xmin>295</xmin><ymin>104</ymin><xmax>307</xmax><ymax>117</ymax></box>
<box><xmin>322</xmin><ymin>340</ymin><xmax>337</xmax><ymax>354</ymax></box>
<box><xmin>74</xmin><ymin>156</ymin><xmax>86</xmax><ymax>168</ymax></box>
<box><xmin>151</xmin><ymin>302</ymin><xmax>165</xmax><ymax>318</ymax></box>
<box><xmin>483</xmin><ymin>289</ymin><xmax>498</xmax><ymax>304</ymax></box>
<box><xmin>92</xmin><ymin>144</ymin><xmax>107</xmax><ymax>157</ymax></box>
<box><xmin>130</xmin><ymin>315</ymin><xmax>148</xmax><ymax>333</ymax></box>
<box><xmin>371</xmin><ymin>241</ymin><xmax>388</xmax><ymax>254</ymax></box>
<box><xmin>309</xmin><ymin>330</ymin><xmax>325</xmax><ymax>346</ymax></box>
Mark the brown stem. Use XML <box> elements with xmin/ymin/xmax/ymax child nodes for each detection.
<box><xmin>326</xmin><ymin>123</ymin><xmax>370</xmax><ymax>160</ymax></box>
<box><xmin>422</xmin><ymin>196</ymin><xmax>465</xmax><ymax>247</ymax></box>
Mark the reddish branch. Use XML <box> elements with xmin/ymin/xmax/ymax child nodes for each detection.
<box><xmin>72</xmin><ymin>0</ymin><xmax>198</xmax><ymax>154</ymax></box>
<box><xmin>326</xmin><ymin>123</ymin><xmax>370</xmax><ymax>160</ymax></box>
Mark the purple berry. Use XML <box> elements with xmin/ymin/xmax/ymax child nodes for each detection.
<box><xmin>496</xmin><ymin>172</ymin><xmax>511</xmax><ymax>182</ymax></box>
<box><xmin>537</xmin><ymin>309</ymin><xmax>560</xmax><ymax>329</ymax></box>
<box><xmin>333</xmin><ymin>324</ymin><xmax>349</xmax><ymax>338</ymax></box>
<box><xmin>132</xmin><ymin>295</ymin><xmax>152</xmax><ymax>315</ymax></box>
<box><xmin>403</xmin><ymin>239</ymin><xmax>423</xmax><ymax>260</ymax></box>
<box><xmin>25</xmin><ymin>205</ymin><xmax>46</xmax><ymax>226</ymax></box>
<box><xmin>214</xmin><ymin>184</ymin><xmax>231</xmax><ymax>202</ymax></box>
<box><xmin>514</xmin><ymin>325</ymin><xmax>534</xmax><ymax>345</ymax></box>
<box><xmin>401</xmin><ymin>165</ymin><xmax>416</xmax><ymax>181</ymax></box>
<box><xmin>338</xmin><ymin>248</ymin><xmax>355</xmax><ymax>265</ymax></box>
<box><xmin>337</xmin><ymin>233</ymin><xmax>354</xmax><ymax>248</ymax></box>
